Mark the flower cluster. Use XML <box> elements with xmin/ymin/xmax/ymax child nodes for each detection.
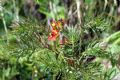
<box><xmin>48</xmin><ymin>19</ymin><xmax>65</xmax><ymax>41</ymax></box>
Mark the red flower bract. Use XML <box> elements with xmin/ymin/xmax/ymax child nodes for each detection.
<box><xmin>48</xmin><ymin>29</ymin><xmax>59</xmax><ymax>41</ymax></box>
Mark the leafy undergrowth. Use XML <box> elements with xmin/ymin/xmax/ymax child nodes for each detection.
<box><xmin>0</xmin><ymin>18</ymin><xmax>120</xmax><ymax>80</ymax></box>
<box><xmin>0</xmin><ymin>0</ymin><xmax>120</xmax><ymax>80</ymax></box>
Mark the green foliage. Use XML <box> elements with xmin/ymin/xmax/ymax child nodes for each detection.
<box><xmin>0</xmin><ymin>0</ymin><xmax>120</xmax><ymax>80</ymax></box>
<box><xmin>36</xmin><ymin>0</ymin><xmax>65</xmax><ymax>19</ymax></box>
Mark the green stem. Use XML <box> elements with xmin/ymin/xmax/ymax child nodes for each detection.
<box><xmin>13</xmin><ymin>0</ymin><xmax>19</xmax><ymax>22</ymax></box>
<box><xmin>2</xmin><ymin>17</ymin><xmax>9</xmax><ymax>44</ymax></box>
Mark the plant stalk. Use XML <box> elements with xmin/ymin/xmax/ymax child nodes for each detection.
<box><xmin>2</xmin><ymin>17</ymin><xmax>9</xmax><ymax>44</ymax></box>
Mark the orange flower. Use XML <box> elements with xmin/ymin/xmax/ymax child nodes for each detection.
<box><xmin>51</xmin><ymin>21</ymin><xmax>57</xmax><ymax>30</ymax></box>
<box><xmin>56</xmin><ymin>21</ymin><xmax>62</xmax><ymax>30</ymax></box>
<box><xmin>48</xmin><ymin>29</ymin><xmax>59</xmax><ymax>41</ymax></box>
<box><xmin>51</xmin><ymin>19</ymin><xmax>65</xmax><ymax>30</ymax></box>
<box><xmin>57</xmin><ymin>19</ymin><xmax>65</xmax><ymax>29</ymax></box>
